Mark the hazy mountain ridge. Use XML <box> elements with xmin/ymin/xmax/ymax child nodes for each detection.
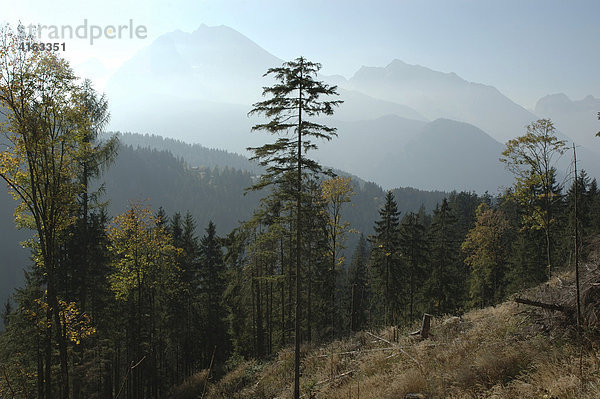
<box><xmin>115</xmin><ymin>132</ymin><xmax>261</xmax><ymax>173</ymax></box>
<box><xmin>317</xmin><ymin>117</ymin><xmax>511</xmax><ymax>192</ymax></box>
<box><xmin>535</xmin><ymin>93</ymin><xmax>600</xmax><ymax>151</ymax></box>
<box><xmin>100</xmin><ymin>24</ymin><xmax>600</xmax><ymax>192</ymax></box>
<box><xmin>344</xmin><ymin>59</ymin><xmax>538</xmax><ymax>143</ymax></box>
<box><xmin>106</xmin><ymin>24</ymin><xmax>283</xmax><ymax>105</ymax></box>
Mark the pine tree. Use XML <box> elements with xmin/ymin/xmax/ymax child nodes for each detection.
<box><xmin>198</xmin><ymin>221</ymin><xmax>229</xmax><ymax>368</ymax></box>
<box><xmin>247</xmin><ymin>57</ymin><xmax>342</xmax><ymax>399</ymax></box>
<box><xmin>347</xmin><ymin>235</ymin><xmax>370</xmax><ymax>332</ymax></box>
<box><xmin>426</xmin><ymin>198</ymin><xmax>462</xmax><ymax>315</ymax></box>
<box><xmin>369</xmin><ymin>191</ymin><xmax>401</xmax><ymax>326</ymax></box>
<box><xmin>399</xmin><ymin>212</ymin><xmax>428</xmax><ymax>323</ymax></box>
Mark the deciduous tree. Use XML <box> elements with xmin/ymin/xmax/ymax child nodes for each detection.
<box><xmin>500</xmin><ymin>119</ymin><xmax>567</xmax><ymax>277</ymax></box>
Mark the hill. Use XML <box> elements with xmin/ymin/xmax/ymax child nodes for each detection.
<box><xmin>174</xmin><ymin>260</ymin><xmax>600</xmax><ymax>398</ymax></box>
<box><xmin>0</xmin><ymin>136</ymin><xmax>449</xmax><ymax>319</ymax></box>
<box><xmin>316</xmin><ymin>117</ymin><xmax>512</xmax><ymax>193</ymax></box>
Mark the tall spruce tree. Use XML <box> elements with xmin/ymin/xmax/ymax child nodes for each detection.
<box><xmin>198</xmin><ymin>221</ymin><xmax>228</xmax><ymax>368</ymax></box>
<box><xmin>369</xmin><ymin>191</ymin><xmax>401</xmax><ymax>326</ymax></box>
<box><xmin>247</xmin><ymin>57</ymin><xmax>341</xmax><ymax>399</ymax></box>
<box><xmin>426</xmin><ymin>198</ymin><xmax>462</xmax><ymax>315</ymax></box>
<box><xmin>399</xmin><ymin>212</ymin><xmax>428</xmax><ymax>323</ymax></box>
<box><xmin>347</xmin><ymin>235</ymin><xmax>370</xmax><ymax>332</ymax></box>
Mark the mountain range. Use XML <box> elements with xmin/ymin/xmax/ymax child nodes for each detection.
<box><xmin>100</xmin><ymin>24</ymin><xmax>600</xmax><ymax>193</ymax></box>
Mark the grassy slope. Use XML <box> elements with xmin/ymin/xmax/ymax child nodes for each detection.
<box><xmin>173</xmin><ymin>266</ymin><xmax>600</xmax><ymax>399</ymax></box>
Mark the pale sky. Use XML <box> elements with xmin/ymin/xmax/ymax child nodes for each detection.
<box><xmin>3</xmin><ymin>0</ymin><xmax>599</xmax><ymax>109</ymax></box>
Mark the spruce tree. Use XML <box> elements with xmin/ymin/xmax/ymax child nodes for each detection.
<box><xmin>247</xmin><ymin>57</ymin><xmax>341</xmax><ymax>399</ymax></box>
<box><xmin>426</xmin><ymin>198</ymin><xmax>462</xmax><ymax>315</ymax></box>
<box><xmin>198</xmin><ymin>221</ymin><xmax>228</xmax><ymax>368</ymax></box>
<box><xmin>399</xmin><ymin>212</ymin><xmax>428</xmax><ymax>323</ymax></box>
<box><xmin>369</xmin><ymin>191</ymin><xmax>401</xmax><ymax>326</ymax></box>
<box><xmin>347</xmin><ymin>235</ymin><xmax>370</xmax><ymax>332</ymax></box>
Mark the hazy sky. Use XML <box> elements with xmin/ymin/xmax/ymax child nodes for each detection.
<box><xmin>4</xmin><ymin>0</ymin><xmax>599</xmax><ymax>109</ymax></box>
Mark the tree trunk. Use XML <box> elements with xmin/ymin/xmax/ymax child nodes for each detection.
<box><xmin>294</xmin><ymin>62</ymin><xmax>303</xmax><ymax>399</ymax></box>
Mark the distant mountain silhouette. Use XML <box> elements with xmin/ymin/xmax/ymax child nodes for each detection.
<box><xmin>101</xmin><ymin>25</ymin><xmax>600</xmax><ymax>190</ymax></box>
<box><xmin>535</xmin><ymin>93</ymin><xmax>600</xmax><ymax>151</ymax></box>
<box><xmin>318</xmin><ymin>117</ymin><xmax>512</xmax><ymax>192</ymax></box>
<box><xmin>345</xmin><ymin>59</ymin><xmax>538</xmax><ymax>143</ymax></box>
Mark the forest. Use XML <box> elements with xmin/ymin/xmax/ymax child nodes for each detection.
<box><xmin>1</xmin><ymin>25</ymin><xmax>600</xmax><ymax>399</ymax></box>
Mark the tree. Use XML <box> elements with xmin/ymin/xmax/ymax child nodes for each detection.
<box><xmin>426</xmin><ymin>198</ymin><xmax>462</xmax><ymax>315</ymax></box>
<box><xmin>198</xmin><ymin>221</ymin><xmax>228</xmax><ymax>368</ymax></box>
<box><xmin>369</xmin><ymin>191</ymin><xmax>401</xmax><ymax>326</ymax></box>
<box><xmin>347</xmin><ymin>235</ymin><xmax>370</xmax><ymax>332</ymax></box>
<box><xmin>320</xmin><ymin>176</ymin><xmax>354</xmax><ymax>336</ymax></box>
<box><xmin>247</xmin><ymin>56</ymin><xmax>342</xmax><ymax>399</ymax></box>
<box><xmin>106</xmin><ymin>202</ymin><xmax>180</xmax><ymax>399</ymax></box>
<box><xmin>461</xmin><ymin>203</ymin><xmax>511</xmax><ymax>307</ymax></box>
<box><xmin>399</xmin><ymin>211</ymin><xmax>428</xmax><ymax>322</ymax></box>
<box><xmin>500</xmin><ymin>119</ymin><xmax>567</xmax><ymax>277</ymax></box>
<box><xmin>0</xmin><ymin>25</ymin><xmax>116</xmax><ymax>399</ymax></box>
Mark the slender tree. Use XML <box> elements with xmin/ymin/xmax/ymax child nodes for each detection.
<box><xmin>369</xmin><ymin>191</ymin><xmax>401</xmax><ymax>326</ymax></box>
<box><xmin>500</xmin><ymin>119</ymin><xmax>567</xmax><ymax>277</ymax></box>
<box><xmin>320</xmin><ymin>176</ymin><xmax>354</xmax><ymax>337</ymax></box>
<box><xmin>247</xmin><ymin>56</ymin><xmax>342</xmax><ymax>399</ymax></box>
<box><xmin>399</xmin><ymin>212</ymin><xmax>428</xmax><ymax>323</ymax></box>
<box><xmin>426</xmin><ymin>198</ymin><xmax>462</xmax><ymax>315</ymax></box>
<box><xmin>0</xmin><ymin>25</ymin><xmax>116</xmax><ymax>399</ymax></box>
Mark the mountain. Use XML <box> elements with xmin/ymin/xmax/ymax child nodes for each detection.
<box><xmin>327</xmin><ymin>87</ymin><xmax>427</xmax><ymax>122</ymax></box>
<box><xmin>105</xmin><ymin>24</ymin><xmax>283</xmax><ymax>105</ymax></box>
<box><xmin>101</xmin><ymin>25</ymin><xmax>600</xmax><ymax>191</ymax></box>
<box><xmin>317</xmin><ymin>117</ymin><xmax>511</xmax><ymax>193</ymax></box>
<box><xmin>535</xmin><ymin>93</ymin><xmax>600</xmax><ymax>151</ymax></box>
<box><xmin>115</xmin><ymin>132</ymin><xmax>261</xmax><ymax>173</ymax></box>
<box><xmin>344</xmin><ymin>59</ymin><xmax>538</xmax><ymax>144</ymax></box>
<box><xmin>315</xmin><ymin>114</ymin><xmax>427</xmax><ymax>186</ymax></box>
<box><xmin>395</xmin><ymin>119</ymin><xmax>513</xmax><ymax>192</ymax></box>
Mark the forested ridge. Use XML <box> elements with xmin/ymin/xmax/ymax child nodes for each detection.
<box><xmin>1</xmin><ymin>26</ymin><xmax>600</xmax><ymax>399</ymax></box>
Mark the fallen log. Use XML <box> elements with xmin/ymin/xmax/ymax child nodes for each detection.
<box><xmin>514</xmin><ymin>297</ymin><xmax>572</xmax><ymax>314</ymax></box>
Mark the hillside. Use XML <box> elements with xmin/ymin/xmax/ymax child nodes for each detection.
<box><xmin>173</xmin><ymin>259</ymin><xmax>600</xmax><ymax>399</ymax></box>
<box><xmin>0</xmin><ymin>136</ymin><xmax>449</xmax><ymax>318</ymax></box>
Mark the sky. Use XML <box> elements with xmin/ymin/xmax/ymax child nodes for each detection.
<box><xmin>3</xmin><ymin>0</ymin><xmax>599</xmax><ymax>109</ymax></box>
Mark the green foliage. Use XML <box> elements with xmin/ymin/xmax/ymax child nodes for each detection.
<box><xmin>369</xmin><ymin>191</ymin><xmax>402</xmax><ymax>326</ymax></box>
<box><xmin>500</xmin><ymin>118</ymin><xmax>567</xmax><ymax>276</ymax></box>
<box><xmin>462</xmin><ymin>203</ymin><xmax>512</xmax><ymax>307</ymax></box>
<box><xmin>426</xmin><ymin>198</ymin><xmax>463</xmax><ymax>315</ymax></box>
<box><xmin>399</xmin><ymin>211</ymin><xmax>428</xmax><ymax>322</ymax></box>
<box><xmin>107</xmin><ymin>202</ymin><xmax>180</xmax><ymax>301</ymax></box>
<box><xmin>345</xmin><ymin>235</ymin><xmax>370</xmax><ymax>332</ymax></box>
<box><xmin>247</xmin><ymin>57</ymin><xmax>342</xmax><ymax>399</ymax></box>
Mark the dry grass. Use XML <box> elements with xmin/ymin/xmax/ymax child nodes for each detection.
<box><xmin>195</xmin><ymin>266</ymin><xmax>600</xmax><ymax>399</ymax></box>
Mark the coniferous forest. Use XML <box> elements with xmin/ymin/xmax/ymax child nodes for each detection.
<box><xmin>2</xmin><ymin>24</ymin><xmax>600</xmax><ymax>399</ymax></box>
